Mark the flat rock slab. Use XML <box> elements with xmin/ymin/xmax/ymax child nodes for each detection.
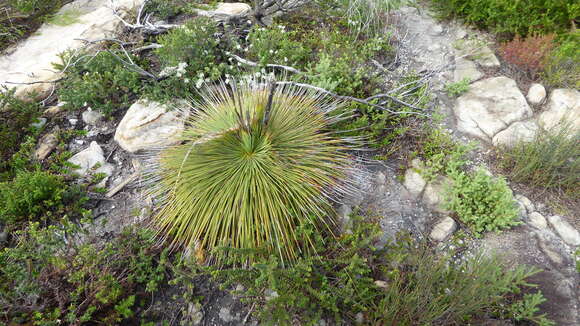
<box><xmin>537</xmin><ymin>88</ymin><xmax>580</xmax><ymax>133</ymax></box>
<box><xmin>114</xmin><ymin>99</ymin><xmax>188</xmax><ymax>153</ymax></box>
<box><xmin>492</xmin><ymin>120</ymin><xmax>538</xmax><ymax>147</ymax></box>
<box><xmin>454</xmin><ymin>57</ymin><xmax>483</xmax><ymax>83</ymax></box>
<box><xmin>454</xmin><ymin>77</ymin><xmax>532</xmax><ymax>142</ymax></box>
<box><xmin>0</xmin><ymin>0</ymin><xmax>144</xmax><ymax>100</ymax></box>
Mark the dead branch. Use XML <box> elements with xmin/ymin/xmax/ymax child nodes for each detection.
<box><xmin>227</xmin><ymin>52</ymin><xmax>303</xmax><ymax>74</ymax></box>
<box><xmin>109</xmin><ymin>0</ymin><xmax>179</xmax><ymax>34</ymax></box>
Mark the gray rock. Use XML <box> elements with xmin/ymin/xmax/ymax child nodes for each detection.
<box><xmin>537</xmin><ymin>88</ymin><xmax>580</xmax><ymax>133</ymax></box>
<box><xmin>454</xmin><ymin>77</ymin><xmax>532</xmax><ymax>142</ymax></box>
<box><xmin>547</xmin><ymin>215</ymin><xmax>580</xmax><ymax>246</ymax></box>
<box><xmin>492</xmin><ymin>120</ymin><xmax>538</xmax><ymax>148</ymax></box>
<box><xmin>218</xmin><ymin>307</ymin><xmax>236</xmax><ymax>322</ymax></box>
<box><xmin>515</xmin><ymin>194</ymin><xmax>535</xmax><ymax>213</ymax></box>
<box><xmin>43</xmin><ymin>103</ymin><xmax>65</xmax><ymax>117</ymax></box>
<box><xmin>528</xmin><ymin>212</ymin><xmax>547</xmax><ymax>229</ymax></box>
<box><xmin>82</xmin><ymin>108</ymin><xmax>104</xmax><ymax>126</ymax></box>
<box><xmin>454</xmin><ymin>58</ymin><xmax>483</xmax><ymax>83</ymax></box>
<box><xmin>429</xmin><ymin>216</ymin><xmax>457</xmax><ymax>241</ymax></box>
<box><xmin>0</xmin><ymin>231</ymin><xmax>7</xmax><ymax>244</ymax></box>
<box><xmin>68</xmin><ymin>141</ymin><xmax>114</xmax><ymax>187</ymax></box>
<box><xmin>455</xmin><ymin>40</ymin><xmax>500</xmax><ymax>67</ymax></box>
<box><xmin>114</xmin><ymin>99</ymin><xmax>188</xmax><ymax>153</ymax></box>
<box><xmin>422</xmin><ymin>175</ymin><xmax>452</xmax><ymax>213</ymax></box>
<box><xmin>527</xmin><ymin>83</ymin><xmax>546</xmax><ymax>105</ymax></box>
<box><xmin>31</xmin><ymin>117</ymin><xmax>47</xmax><ymax>129</ymax></box>
<box><xmin>403</xmin><ymin>169</ymin><xmax>426</xmax><ymax>198</ymax></box>
<box><xmin>35</xmin><ymin>132</ymin><xmax>58</xmax><ymax>160</ymax></box>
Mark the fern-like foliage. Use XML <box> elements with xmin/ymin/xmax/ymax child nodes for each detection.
<box><xmin>146</xmin><ymin>80</ymin><xmax>356</xmax><ymax>263</ymax></box>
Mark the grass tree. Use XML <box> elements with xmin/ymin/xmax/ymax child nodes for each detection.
<box><xmin>146</xmin><ymin>79</ymin><xmax>357</xmax><ymax>263</ymax></box>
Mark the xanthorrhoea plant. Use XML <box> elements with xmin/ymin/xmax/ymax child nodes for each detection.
<box><xmin>146</xmin><ymin>79</ymin><xmax>357</xmax><ymax>263</ymax></box>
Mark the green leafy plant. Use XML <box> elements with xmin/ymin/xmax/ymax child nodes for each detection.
<box><xmin>444</xmin><ymin>167</ymin><xmax>521</xmax><ymax>235</ymax></box>
<box><xmin>247</xmin><ymin>25</ymin><xmax>313</xmax><ymax>68</ymax></box>
<box><xmin>56</xmin><ymin>51</ymin><xmax>142</xmax><ymax>116</ymax></box>
<box><xmin>444</xmin><ymin>78</ymin><xmax>471</xmax><ymax>97</ymax></box>
<box><xmin>148</xmin><ymin>80</ymin><xmax>353</xmax><ymax>263</ymax></box>
<box><xmin>179</xmin><ymin>216</ymin><xmax>552</xmax><ymax>325</ymax></box>
<box><xmin>0</xmin><ymin>223</ymin><xmax>168</xmax><ymax>325</ymax></box>
<box><xmin>499</xmin><ymin>122</ymin><xmax>579</xmax><ymax>197</ymax></box>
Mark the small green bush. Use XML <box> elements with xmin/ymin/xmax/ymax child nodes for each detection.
<box><xmin>430</xmin><ymin>0</ymin><xmax>578</xmax><ymax>38</ymax></box>
<box><xmin>0</xmin><ymin>170</ymin><xmax>65</xmax><ymax>226</ymax></box>
<box><xmin>444</xmin><ymin>78</ymin><xmax>471</xmax><ymax>97</ymax></box>
<box><xmin>445</xmin><ymin>167</ymin><xmax>521</xmax><ymax>235</ymax></box>
<box><xmin>181</xmin><ymin>216</ymin><xmax>552</xmax><ymax>325</ymax></box>
<box><xmin>247</xmin><ymin>25</ymin><xmax>313</xmax><ymax>68</ymax></box>
<box><xmin>0</xmin><ymin>88</ymin><xmax>41</xmax><ymax>168</ymax></box>
<box><xmin>499</xmin><ymin>123</ymin><xmax>579</xmax><ymax>197</ymax></box>
<box><xmin>0</xmin><ymin>223</ymin><xmax>168</xmax><ymax>325</ymax></box>
<box><xmin>56</xmin><ymin>51</ymin><xmax>143</xmax><ymax>115</ymax></box>
<box><xmin>543</xmin><ymin>32</ymin><xmax>580</xmax><ymax>89</ymax></box>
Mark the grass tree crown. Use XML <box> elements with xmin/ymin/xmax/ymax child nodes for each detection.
<box><xmin>146</xmin><ymin>79</ymin><xmax>357</xmax><ymax>263</ymax></box>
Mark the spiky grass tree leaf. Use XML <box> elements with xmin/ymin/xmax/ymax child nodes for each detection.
<box><xmin>147</xmin><ymin>80</ymin><xmax>355</xmax><ymax>263</ymax></box>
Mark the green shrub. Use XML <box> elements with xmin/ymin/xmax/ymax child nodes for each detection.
<box><xmin>340</xmin><ymin>0</ymin><xmax>405</xmax><ymax>37</ymax></box>
<box><xmin>0</xmin><ymin>88</ymin><xmax>41</xmax><ymax>169</ymax></box>
<box><xmin>181</xmin><ymin>216</ymin><xmax>552</xmax><ymax>325</ymax></box>
<box><xmin>0</xmin><ymin>223</ymin><xmax>168</xmax><ymax>325</ymax></box>
<box><xmin>56</xmin><ymin>51</ymin><xmax>143</xmax><ymax>116</ymax></box>
<box><xmin>148</xmin><ymin>81</ymin><xmax>353</xmax><ymax>263</ymax></box>
<box><xmin>147</xmin><ymin>16</ymin><xmax>230</xmax><ymax>101</ymax></box>
<box><xmin>543</xmin><ymin>31</ymin><xmax>580</xmax><ymax>89</ymax></box>
<box><xmin>499</xmin><ymin>123</ymin><xmax>579</xmax><ymax>197</ymax></box>
<box><xmin>247</xmin><ymin>25</ymin><xmax>313</xmax><ymax>68</ymax></box>
<box><xmin>445</xmin><ymin>167</ymin><xmax>521</xmax><ymax>235</ymax></box>
<box><xmin>0</xmin><ymin>170</ymin><xmax>65</xmax><ymax>226</ymax></box>
<box><xmin>430</xmin><ymin>0</ymin><xmax>578</xmax><ymax>38</ymax></box>
<box><xmin>444</xmin><ymin>78</ymin><xmax>471</xmax><ymax>97</ymax></box>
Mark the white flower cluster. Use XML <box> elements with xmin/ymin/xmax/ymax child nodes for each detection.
<box><xmin>159</xmin><ymin>62</ymin><xmax>188</xmax><ymax>78</ymax></box>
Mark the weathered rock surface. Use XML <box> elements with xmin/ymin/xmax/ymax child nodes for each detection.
<box><xmin>527</xmin><ymin>83</ymin><xmax>546</xmax><ymax>105</ymax></box>
<box><xmin>68</xmin><ymin>141</ymin><xmax>114</xmax><ymax>187</ymax></box>
<box><xmin>35</xmin><ymin>132</ymin><xmax>59</xmax><ymax>160</ymax></box>
<box><xmin>547</xmin><ymin>215</ymin><xmax>580</xmax><ymax>246</ymax></box>
<box><xmin>82</xmin><ymin>108</ymin><xmax>104</xmax><ymax>126</ymax></box>
<box><xmin>403</xmin><ymin>168</ymin><xmax>426</xmax><ymax>198</ymax></box>
<box><xmin>0</xmin><ymin>0</ymin><xmax>145</xmax><ymax>100</ymax></box>
<box><xmin>429</xmin><ymin>216</ymin><xmax>457</xmax><ymax>241</ymax></box>
<box><xmin>114</xmin><ymin>99</ymin><xmax>188</xmax><ymax>153</ymax></box>
<box><xmin>455</xmin><ymin>40</ymin><xmax>500</xmax><ymax>68</ymax></box>
<box><xmin>492</xmin><ymin>120</ymin><xmax>538</xmax><ymax>147</ymax></box>
<box><xmin>515</xmin><ymin>194</ymin><xmax>535</xmax><ymax>214</ymax></box>
<box><xmin>422</xmin><ymin>175</ymin><xmax>452</xmax><ymax>213</ymax></box>
<box><xmin>537</xmin><ymin>89</ymin><xmax>580</xmax><ymax>132</ymax></box>
<box><xmin>454</xmin><ymin>77</ymin><xmax>532</xmax><ymax>141</ymax></box>
<box><xmin>528</xmin><ymin>212</ymin><xmax>548</xmax><ymax>230</ymax></box>
<box><xmin>454</xmin><ymin>57</ymin><xmax>483</xmax><ymax>83</ymax></box>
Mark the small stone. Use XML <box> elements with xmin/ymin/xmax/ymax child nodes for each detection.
<box><xmin>186</xmin><ymin>302</ymin><xmax>203</xmax><ymax>325</ymax></box>
<box><xmin>547</xmin><ymin>215</ymin><xmax>580</xmax><ymax>246</ymax></box>
<box><xmin>514</xmin><ymin>194</ymin><xmax>535</xmax><ymax>213</ymax></box>
<box><xmin>404</xmin><ymin>169</ymin><xmax>426</xmax><ymax>198</ymax></box>
<box><xmin>374</xmin><ymin>280</ymin><xmax>388</xmax><ymax>289</ymax></box>
<box><xmin>31</xmin><ymin>117</ymin><xmax>47</xmax><ymax>129</ymax></box>
<box><xmin>82</xmin><ymin>108</ymin><xmax>104</xmax><ymax>126</ymax></box>
<box><xmin>69</xmin><ymin>118</ymin><xmax>78</xmax><ymax>126</ymax></box>
<box><xmin>355</xmin><ymin>312</ymin><xmax>364</xmax><ymax>325</ymax></box>
<box><xmin>218</xmin><ymin>307</ymin><xmax>235</xmax><ymax>322</ymax></box>
<box><xmin>528</xmin><ymin>212</ymin><xmax>547</xmax><ymax>229</ymax></box>
<box><xmin>214</xmin><ymin>2</ymin><xmax>251</xmax><ymax>16</ymax></box>
<box><xmin>422</xmin><ymin>176</ymin><xmax>452</xmax><ymax>213</ymax></box>
<box><xmin>527</xmin><ymin>83</ymin><xmax>546</xmax><ymax>105</ymax></box>
<box><xmin>67</xmin><ymin>141</ymin><xmax>114</xmax><ymax>187</ymax></box>
<box><xmin>0</xmin><ymin>231</ymin><xmax>7</xmax><ymax>244</ymax></box>
<box><xmin>43</xmin><ymin>103</ymin><xmax>65</xmax><ymax>117</ymax></box>
<box><xmin>35</xmin><ymin>132</ymin><xmax>58</xmax><ymax>160</ymax></box>
<box><xmin>515</xmin><ymin>201</ymin><xmax>528</xmax><ymax>221</ymax></box>
<box><xmin>429</xmin><ymin>216</ymin><xmax>457</xmax><ymax>241</ymax></box>
<box><xmin>114</xmin><ymin>99</ymin><xmax>188</xmax><ymax>153</ymax></box>
<box><xmin>454</xmin><ymin>58</ymin><xmax>483</xmax><ymax>83</ymax></box>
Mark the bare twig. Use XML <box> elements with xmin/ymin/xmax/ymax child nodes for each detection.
<box><xmin>131</xmin><ymin>43</ymin><xmax>163</xmax><ymax>53</ymax></box>
<box><xmin>227</xmin><ymin>53</ymin><xmax>303</xmax><ymax>74</ymax></box>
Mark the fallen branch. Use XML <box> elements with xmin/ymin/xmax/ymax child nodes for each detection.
<box><xmin>276</xmin><ymin>81</ymin><xmax>428</xmax><ymax>116</ymax></box>
<box><xmin>131</xmin><ymin>43</ymin><xmax>163</xmax><ymax>53</ymax></box>
<box><xmin>227</xmin><ymin>53</ymin><xmax>303</xmax><ymax>74</ymax></box>
<box><xmin>110</xmin><ymin>0</ymin><xmax>178</xmax><ymax>35</ymax></box>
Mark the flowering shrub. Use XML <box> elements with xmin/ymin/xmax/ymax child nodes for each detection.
<box><xmin>500</xmin><ymin>34</ymin><xmax>556</xmax><ymax>77</ymax></box>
